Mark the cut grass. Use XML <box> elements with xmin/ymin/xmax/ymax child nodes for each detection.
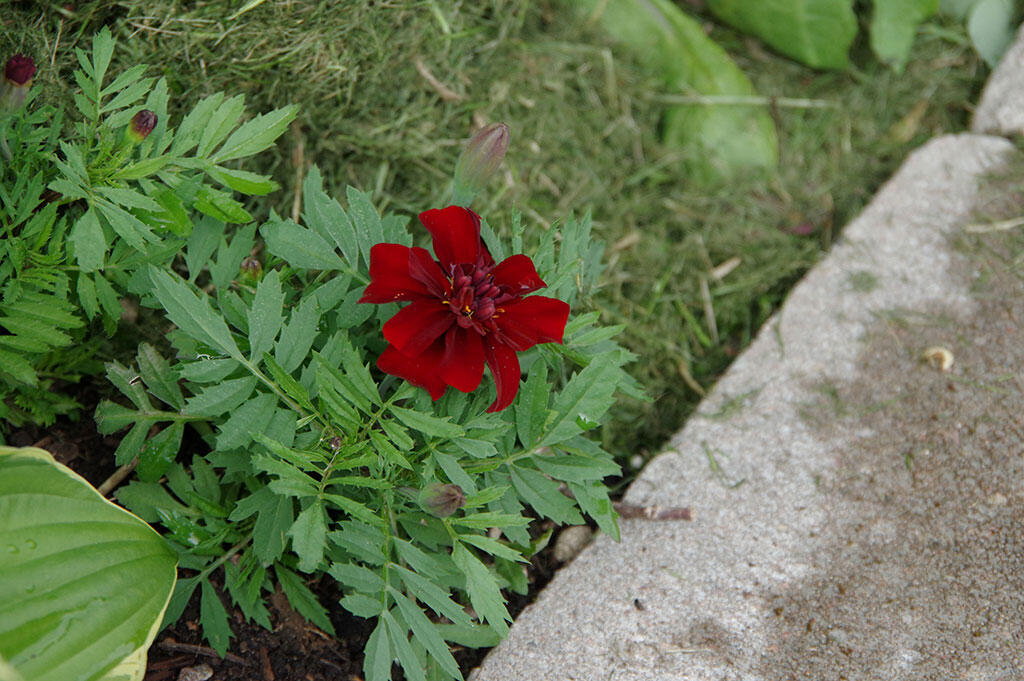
<box><xmin>2</xmin><ymin>1</ymin><xmax>987</xmax><ymax>464</ymax></box>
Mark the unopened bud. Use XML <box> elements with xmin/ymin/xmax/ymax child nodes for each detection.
<box><xmin>1</xmin><ymin>54</ymin><xmax>36</xmax><ymax>111</ymax></box>
<box><xmin>417</xmin><ymin>482</ymin><xmax>465</xmax><ymax>518</ymax></box>
<box><xmin>452</xmin><ymin>122</ymin><xmax>509</xmax><ymax>206</ymax></box>
<box><xmin>126</xmin><ymin>109</ymin><xmax>157</xmax><ymax>144</ymax></box>
<box><xmin>239</xmin><ymin>256</ymin><xmax>263</xmax><ymax>283</ymax></box>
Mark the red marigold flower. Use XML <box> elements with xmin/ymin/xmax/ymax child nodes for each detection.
<box><xmin>3</xmin><ymin>54</ymin><xmax>35</xmax><ymax>86</ymax></box>
<box><xmin>359</xmin><ymin>205</ymin><xmax>569</xmax><ymax>412</ymax></box>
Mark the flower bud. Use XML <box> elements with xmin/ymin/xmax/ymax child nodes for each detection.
<box><xmin>417</xmin><ymin>482</ymin><xmax>465</xmax><ymax>518</ymax></box>
<box><xmin>125</xmin><ymin>109</ymin><xmax>157</xmax><ymax>144</ymax></box>
<box><xmin>452</xmin><ymin>122</ymin><xmax>509</xmax><ymax>206</ymax></box>
<box><xmin>1</xmin><ymin>54</ymin><xmax>36</xmax><ymax>111</ymax></box>
<box><xmin>239</xmin><ymin>256</ymin><xmax>263</xmax><ymax>283</ymax></box>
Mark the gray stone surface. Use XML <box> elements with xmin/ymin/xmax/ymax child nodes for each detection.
<box><xmin>474</xmin><ymin>133</ymin><xmax>1024</xmax><ymax>680</ymax></box>
<box><xmin>973</xmin><ymin>25</ymin><xmax>1024</xmax><ymax>136</ymax></box>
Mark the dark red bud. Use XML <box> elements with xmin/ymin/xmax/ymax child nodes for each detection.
<box><xmin>418</xmin><ymin>482</ymin><xmax>465</xmax><ymax>518</ymax></box>
<box><xmin>129</xmin><ymin>110</ymin><xmax>157</xmax><ymax>142</ymax></box>
<box><xmin>4</xmin><ymin>54</ymin><xmax>36</xmax><ymax>86</ymax></box>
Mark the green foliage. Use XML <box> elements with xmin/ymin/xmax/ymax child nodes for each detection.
<box><xmin>0</xmin><ymin>446</ymin><xmax>177</xmax><ymax>681</ymax></box>
<box><xmin>95</xmin><ymin>169</ymin><xmax>635</xmax><ymax>680</ymax></box>
<box><xmin>870</xmin><ymin>0</ymin><xmax>941</xmax><ymax>72</ymax></box>
<box><xmin>0</xmin><ymin>27</ymin><xmax>295</xmax><ymax>427</ymax></box>
<box><xmin>707</xmin><ymin>0</ymin><xmax>858</xmax><ymax>69</ymax></box>
<box><xmin>569</xmin><ymin>0</ymin><xmax>778</xmax><ymax>183</ymax></box>
<box><xmin>964</xmin><ymin>0</ymin><xmax>1020</xmax><ymax>66</ymax></box>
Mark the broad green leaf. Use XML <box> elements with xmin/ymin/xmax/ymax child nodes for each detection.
<box><xmin>261</xmin><ymin>219</ymin><xmax>345</xmax><ymax>271</ymax></box>
<box><xmin>577</xmin><ymin>0</ymin><xmax>778</xmax><ymax>182</ymax></box>
<box><xmin>510</xmin><ymin>465</ymin><xmax>584</xmax><ymax>525</ymax></box>
<box><xmin>248</xmin><ymin>270</ymin><xmax>284</xmax><ymax>360</ymax></box>
<box><xmin>363</xmin><ymin>619</ymin><xmax>393</xmax><ymax>681</ymax></box>
<box><xmin>0</xmin><ymin>447</ymin><xmax>176</xmax><ymax>681</ymax></box>
<box><xmin>435</xmin><ymin>622</ymin><xmax>502</xmax><ymax>648</ymax></box>
<box><xmin>199</xmin><ymin>579</ymin><xmax>232</xmax><ymax>658</ymax></box>
<box><xmin>211</xmin><ymin>105</ymin><xmax>298</xmax><ymax>164</ymax></box>
<box><xmin>69</xmin><ymin>208</ymin><xmax>106</xmax><ymax>272</ymax></box>
<box><xmin>276</xmin><ymin>566</ymin><xmax>336</xmax><ymax>635</ymax></box>
<box><xmin>288</xmin><ymin>500</ymin><xmax>328</xmax><ymax>572</ymax></box>
<box><xmin>303</xmin><ymin>166</ymin><xmax>359</xmax><ymax>268</ymax></box>
<box><xmin>940</xmin><ymin>0</ymin><xmax>978</xmax><ymax>18</ymax></box>
<box><xmin>451</xmin><ymin>543</ymin><xmax>510</xmax><ymax>636</ymax></box>
<box><xmin>968</xmin><ymin>0</ymin><xmax>1017</xmax><ymax>67</ymax></box>
<box><xmin>148</xmin><ymin>267</ymin><xmax>244</xmax><ymax>362</ymax></box>
<box><xmin>388</xmin><ymin>588</ymin><xmax>462</xmax><ymax>679</ymax></box>
<box><xmin>870</xmin><ymin>0</ymin><xmax>939</xmax><ymax>71</ymax></box>
<box><xmin>706</xmin><ymin>0</ymin><xmax>857</xmax><ymax>69</ymax></box>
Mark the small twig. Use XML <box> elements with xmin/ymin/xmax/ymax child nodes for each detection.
<box><xmin>290</xmin><ymin>121</ymin><xmax>305</xmax><ymax>224</ymax></box>
<box><xmin>964</xmin><ymin>216</ymin><xmax>1024</xmax><ymax>233</ymax></box>
<box><xmin>158</xmin><ymin>639</ymin><xmax>247</xmax><ymax>665</ymax></box>
<box><xmin>649</xmin><ymin>93</ymin><xmax>837</xmax><ymax>109</ymax></box>
<box><xmin>613</xmin><ymin>502</ymin><xmax>692</xmax><ymax>521</ymax></box>
<box><xmin>97</xmin><ymin>457</ymin><xmax>138</xmax><ymax>496</ymax></box>
<box><xmin>699</xmin><ymin>277</ymin><xmax>719</xmax><ymax>345</ymax></box>
<box><xmin>413</xmin><ymin>57</ymin><xmax>461</xmax><ymax>102</ymax></box>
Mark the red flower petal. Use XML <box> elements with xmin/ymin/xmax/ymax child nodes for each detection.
<box><xmin>492</xmin><ymin>254</ymin><xmax>546</xmax><ymax>295</ymax></box>
<box><xmin>377</xmin><ymin>343</ymin><xmax>448</xmax><ymax>401</ymax></box>
<box><xmin>419</xmin><ymin>206</ymin><xmax>482</xmax><ymax>270</ymax></box>
<box><xmin>360</xmin><ymin>244</ymin><xmax>448</xmax><ymax>303</ymax></box>
<box><xmin>495</xmin><ymin>296</ymin><xmax>570</xmax><ymax>352</ymax></box>
<box><xmin>439</xmin><ymin>326</ymin><xmax>485</xmax><ymax>393</ymax></box>
<box><xmin>483</xmin><ymin>336</ymin><xmax>521</xmax><ymax>412</ymax></box>
<box><xmin>383</xmin><ymin>299</ymin><xmax>455</xmax><ymax>356</ymax></box>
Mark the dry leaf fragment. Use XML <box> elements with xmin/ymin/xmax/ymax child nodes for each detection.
<box><xmin>922</xmin><ymin>346</ymin><xmax>954</xmax><ymax>371</ymax></box>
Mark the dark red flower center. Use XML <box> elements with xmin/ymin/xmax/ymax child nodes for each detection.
<box><xmin>4</xmin><ymin>54</ymin><xmax>35</xmax><ymax>86</ymax></box>
<box><xmin>442</xmin><ymin>255</ymin><xmax>514</xmax><ymax>334</ymax></box>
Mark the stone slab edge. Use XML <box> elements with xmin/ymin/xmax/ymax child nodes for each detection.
<box><xmin>473</xmin><ymin>133</ymin><xmax>1015</xmax><ymax>681</ymax></box>
<box><xmin>973</xmin><ymin>24</ymin><xmax>1024</xmax><ymax>136</ymax></box>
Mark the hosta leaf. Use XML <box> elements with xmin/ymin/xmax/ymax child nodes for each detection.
<box><xmin>870</xmin><ymin>0</ymin><xmax>939</xmax><ymax>71</ymax></box>
<box><xmin>707</xmin><ymin>0</ymin><xmax>857</xmax><ymax>69</ymax></box>
<box><xmin>0</xmin><ymin>447</ymin><xmax>176</xmax><ymax>681</ymax></box>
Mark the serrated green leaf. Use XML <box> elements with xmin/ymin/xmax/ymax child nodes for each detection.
<box><xmin>184</xmin><ymin>376</ymin><xmax>257</xmax><ymax>417</ymax></box>
<box><xmin>303</xmin><ymin>167</ymin><xmax>359</xmax><ymax>268</ymax></box>
<box><xmin>451</xmin><ymin>542</ymin><xmax>510</xmax><ymax>636</ymax></box>
<box><xmin>223</xmin><ymin>560</ymin><xmax>272</xmax><ymax>630</ymax></box>
<box><xmin>94</xmin><ymin>400</ymin><xmax>140</xmax><ymax>433</ymax></box>
<box><xmin>328</xmin><ymin>562</ymin><xmax>385</xmax><ymax>594</ymax></box>
<box><xmin>261</xmin><ymin>219</ymin><xmax>345</xmax><ymax>271</ymax></box>
<box><xmin>253</xmin><ymin>492</ymin><xmax>294</xmax><ymax>565</ymax></box>
<box><xmin>207</xmin><ymin>165</ymin><xmax>279</xmax><ymax>195</ymax></box>
<box><xmin>69</xmin><ymin>208</ymin><xmax>106</xmax><ymax>272</ymax></box>
<box><xmin>248</xmin><ymin>270</ymin><xmax>284</xmax><ymax>361</ymax></box>
<box><xmin>262</xmin><ymin>353</ymin><xmax>314</xmax><ymax>412</ymax></box>
<box><xmin>363</xmin><ymin>619</ymin><xmax>393</xmax><ymax>681</ymax></box>
<box><xmin>194</xmin><ymin>186</ymin><xmax>252</xmax><ymax>224</ymax></box>
<box><xmin>288</xmin><ymin>499</ymin><xmax>327</xmax><ymax>572</ymax></box>
<box><xmin>531</xmin><ymin>452</ymin><xmax>620</xmax><ymax>483</ymax></box>
<box><xmin>148</xmin><ymin>266</ymin><xmax>244</xmax><ymax>362</ymax></box>
<box><xmin>113</xmin><ymin>420</ymin><xmax>152</xmax><ymax>466</ymax></box>
<box><xmin>95</xmin><ymin>199</ymin><xmax>155</xmax><ymax>250</ymax></box>
<box><xmin>510</xmin><ymin>465</ymin><xmax>584</xmax><ymax>525</ymax></box>
<box><xmin>136</xmin><ymin>421</ymin><xmax>183</xmax><ymax>482</ymax></box>
<box><xmin>340</xmin><ymin>593</ymin><xmax>384</xmax><ymax>618</ymax></box>
<box><xmin>382</xmin><ymin>609</ymin><xmax>426</xmax><ymax>681</ymax></box>
<box><xmin>346</xmin><ymin>187</ymin><xmax>384</xmax><ymax>268</ymax></box>
<box><xmin>515</xmin><ymin>359</ymin><xmax>548</xmax><ymax>448</ymax></box>
<box><xmin>76</xmin><ymin>274</ymin><xmax>99</xmax><ymax>320</ymax></box>
<box><xmin>277</xmin><ymin>565</ymin><xmax>336</xmax><ymax>635</ymax></box>
<box><xmin>254</xmin><ymin>454</ymin><xmax>318</xmax><ymax>497</ymax></box>
<box><xmin>329</xmin><ymin>521</ymin><xmax>386</xmax><ymax>565</ymax></box>
<box><xmin>137</xmin><ymin>343</ymin><xmax>184</xmax><ymax>409</ymax></box>
<box><xmin>171</xmin><ymin>93</ymin><xmax>225</xmax><ymax>156</ymax></box>
<box><xmin>274</xmin><ymin>296</ymin><xmax>320</xmax><ymax>373</ymax></box>
<box><xmin>569</xmin><ymin>480</ymin><xmax>619</xmax><ymax>541</ymax></box>
<box><xmin>323</xmin><ymin>493</ymin><xmax>383</xmax><ymax>527</ymax></box>
<box><xmin>211</xmin><ymin>105</ymin><xmax>298</xmax><ymax>164</ymax></box>
<box><xmin>393</xmin><ymin>565</ymin><xmax>471</xmax><ymax>626</ymax></box>
<box><xmin>538</xmin><ymin>357</ymin><xmax>619</xmax><ymax>447</ymax></box>
<box><xmin>105</xmin><ymin>360</ymin><xmax>152</xmax><ymax>410</ymax></box>
<box><xmin>113</xmin><ymin>155</ymin><xmax>171</xmax><ymax>180</ymax></box>
<box><xmin>432</xmin><ymin>451</ymin><xmax>476</xmax><ymax>494</ymax></box>
<box><xmin>451</xmin><ymin>511</ymin><xmax>530</xmax><ymax>529</ymax></box>
<box><xmin>390</xmin><ymin>406</ymin><xmax>464</xmax><ymax>439</ymax></box>
<box><xmin>199</xmin><ymin>579</ymin><xmax>233</xmax><ymax>658</ymax></box>
<box><xmin>198</xmin><ymin>94</ymin><xmax>246</xmax><ymax>157</ymax></box>
<box><xmin>217</xmin><ymin>392</ymin><xmax>278</xmax><ymax>450</ymax></box>
<box><xmin>210</xmin><ymin>224</ymin><xmax>256</xmax><ymax>291</ymax></box>
<box><xmin>458</xmin><ymin>533</ymin><xmax>527</xmax><ymax>563</ymax></box>
<box><xmin>96</xmin><ymin>186</ymin><xmax>164</xmax><ymax>213</ymax></box>
<box><xmin>93</xmin><ymin>273</ymin><xmax>122</xmax><ymax>323</ymax></box>
<box><xmin>389</xmin><ymin>587</ymin><xmax>463</xmax><ymax>679</ymax></box>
